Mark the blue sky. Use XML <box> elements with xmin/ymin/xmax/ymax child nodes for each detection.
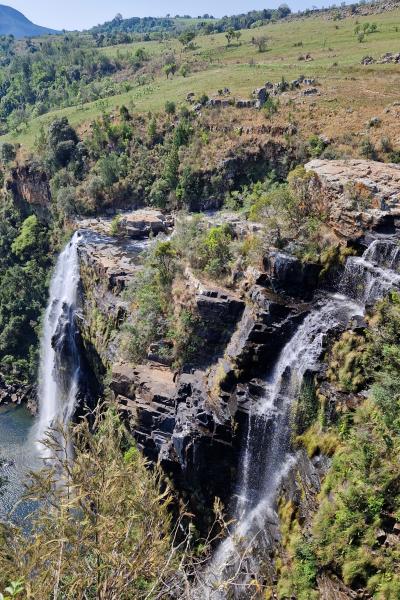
<box><xmin>8</xmin><ymin>1</ymin><xmax>340</xmax><ymax>31</ymax></box>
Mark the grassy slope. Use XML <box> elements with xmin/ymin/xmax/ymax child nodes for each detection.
<box><xmin>4</xmin><ymin>8</ymin><xmax>400</xmax><ymax>149</ymax></box>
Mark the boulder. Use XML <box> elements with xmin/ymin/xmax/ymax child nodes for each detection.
<box><xmin>253</xmin><ymin>87</ymin><xmax>269</xmax><ymax>108</ymax></box>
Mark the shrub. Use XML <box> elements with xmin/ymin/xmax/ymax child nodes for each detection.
<box><xmin>327</xmin><ymin>331</ymin><xmax>368</xmax><ymax>392</ymax></box>
<box><xmin>199</xmin><ymin>224</ymin><xmax>234</xmax><ymax>278</ymax></box>
<box><xmin>359</xmin><ymin>138</ymin><xmax>377</xmax><ymax>160</ymax></box>
<box><xmin>165</xmin><ymin>100</ymin><xmax>176</xmax><ymax>115</ymax></box>
<box><xmin>263</xmin><ymin>96</ymin><xmax>279</xmax><ymax>117</ymax></box>
<box><xmin>97</xmin><ymin>152</ymin><xmax>124</xmax><ymax>187</ymax></box>
<box><xmin>110</xmin><ymin>214</ymin><xmax>123</xmax><ymax>237</ymax></box>
<box><xmin>179</xmin><ymin>63</ymin><xmax>190</xmax><ymax>77</ymax></box>
<box><xmin>0</xmin><ymin>409</ymin><xmax>174</xmax><ymax>598</ymax></box>
<box><xmin>308</xmin><ymin>134</ymin><xmax>328</xmax><ymax>158</ymax></box>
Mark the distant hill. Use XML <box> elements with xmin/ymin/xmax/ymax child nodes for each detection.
<box><xmin>0</xmin><ymin>4</ymin><xmax>58</xmax><ymax>38</ymax></box>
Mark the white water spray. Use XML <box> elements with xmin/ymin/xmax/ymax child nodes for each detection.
<box><xmin>35</xmin><ymin>232</ymin><xmax>82</xmax><ymax>458</ymax></box>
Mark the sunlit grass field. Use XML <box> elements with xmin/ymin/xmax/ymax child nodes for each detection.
<box><xmin>4</xmin><ymin>8</ymin><xmax>400</xmax><ymax>149</ymax></box>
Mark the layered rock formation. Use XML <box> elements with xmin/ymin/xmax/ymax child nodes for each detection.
<box><xmin>75</xmin><ymin>220</ymin><xmax>322</xmax><ymax>520</ymax></box>
<box><xmin>306</xmin><ymin>159</ymin><xmax>400</xmax><ymax>240</ymax></box>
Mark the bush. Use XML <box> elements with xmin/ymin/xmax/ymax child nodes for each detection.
<box><xmin>110</xmin><ymin>214</ymin><xmax>123</xmax><ymax>237</ymax></box>
<box><xmin>199</xmin><ymin>224</ymin><xmax>234</xmax><ymax>278</ymax></box>
<box><xmin>165</xmin><ymin>100</ymin><xmax>176</xmax><ymax>115</ymax></box>
<box><xmin>11</xmin><ymin>215</ymin><xmax>47</xmax><ymax>260</ymax></box>
<box><xmin>0</xmin><ymin>409</ymin><xmax>174</xmax><ymax>598</ymax></box>
<box><xmin>359</xmin><ymin>138</ymin><xmax>377</xmax><ymax>160</ymax></box>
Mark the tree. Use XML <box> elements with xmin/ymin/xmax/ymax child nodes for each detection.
<box><xmin>225</xmin><ymin>27</ymin><xmax>236</xmax><ymax>46</ymax></box>
<box><xmin>164</xmin><ymin>62</ymin><xmax>177</xmax><ymax>78</ymax></box>
<box><xmin>252</xmin><ymin>35</ymin><xmax>268</xmax><ymax>52</ymax></box>
<box><xmin>277</xmin><ymin>3</ymin><xmax>291</xmax><ymax>18</ymax></box>
<box><xmin>11</xmin><ymin>215</ymin><xmax>47</xmax><ymax>260</ymax></box>
<box><xmin>165</xmin><ymin>100</ymin><xmax>176</xmax><ymax>115</ymax></box>
<box><xmin>47</xmin><ymin>117</ymin><xmax>79</xmax><ymax>168</ymax></box>
<box><xmin>178</xmin><ymin>31</ymin><xmax>196</xmax><ymax>48</ymax></box>
<box><xmin>147</xmin><ymin>116</ymin><xmax>157</xmax><ymax>145</ymax></box>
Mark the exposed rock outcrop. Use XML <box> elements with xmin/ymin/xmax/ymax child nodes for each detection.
<box><xmin>78</xmin><ymin>209</ymin><xmax>173</xmax><ymax>239</ymax></box>
<box><xmin>305</xmin><ymin>159</ymin><xmax>400</xmax><ymax>240</ymax></box>
<box><xmin>0</xmin><ymin>375</ymin><xmax>37</xmax><ymax>414</ymax></box>
<box><xmin>7</xmin><ymin>163</ymin><xmax>51</xmax><ymax>221</ymax></box>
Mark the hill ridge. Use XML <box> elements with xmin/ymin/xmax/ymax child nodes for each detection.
<box><xmin>0</xmin><ymin>4</ymin><xmax>59</xmax><ymax>38</ymax></box>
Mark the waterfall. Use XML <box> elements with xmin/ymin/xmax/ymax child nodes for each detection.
<box><xmin>340</xmin><ymin>239</ymin><xmax>400</xmax><ymax>305</ymax></box>
<box><xmin>35</xmin><ymin>232</ymin><xmax>82</xmax><ymax>458</ymax></box>
<box><xmin>197</xmin><ymin>238</ymin><xmax>400</xmax><ymax>598</ymax></box>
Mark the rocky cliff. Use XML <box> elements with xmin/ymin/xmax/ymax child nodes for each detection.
<box><xmin>72</xmin><ymin>159</ymin><xmax>400</xmax><ymax>576</ymax></box>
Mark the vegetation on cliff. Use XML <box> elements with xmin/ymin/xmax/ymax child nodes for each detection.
<box><xmin>1</xmin><ymin>1</ymin><xmax>400</xmax><ymax>598</ymax></box>
<box><xmin>278</xmin><ymin>293</ymin><xmax>400</xmax><ymax>599</ymax></box>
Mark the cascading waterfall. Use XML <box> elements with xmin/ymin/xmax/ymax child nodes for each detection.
<box><xmin>198</xmin><ymin>238</ymin><xmax>400</xmax><ymax>598</ymax></box>
<box><xmin>35</xmin><ymin>231</ymin><xmax>82</xmax><ymax>459</ymax></box>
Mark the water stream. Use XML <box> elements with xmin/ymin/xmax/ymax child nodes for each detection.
<box><xmin>198</xmin><ymin>239</ymin><xmax>400</xmax><ymax>598</ymax></box>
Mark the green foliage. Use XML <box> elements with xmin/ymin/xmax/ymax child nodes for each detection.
<box><xmin>122</xmin><ymin>241</ymin><xmax>178</xmax><ymax>362</ymax></box>
<box><xmin>293</xmin><ymin>377</ymin><xmax>319</xmax><ymax>435</ymax></box>
<box><xmin>198</xmin><ymin>224</ymin><xmax>234</xmax><ymax>278</ymax></box>
<box><xmin>165</xmin><ymin>100</ymin><xmax>176</xmax><ymax>115</ymax></box>
<box><xmin>110</xmin><ymin>214</ymin><xmax>123</xmax><ymax>237</ymax></box>
<box><xmin>97</xmin><ymin>151</ymin><xmax>126</xmax><ymax>187</ymax></box>
<box><xmin>0</xmin><ymin>200</ymin><xmax>50</xmax><ymax>383</ymax></box>
<box><xmin>308</xmin><ymin>134</ymin><xmax>327</xmax><ymax>158</ymax></box>
<box><xmin>327</xmin><ymin>330</ymin><xmax>368</xmax><ymax>392</ymax></box>
<box><xmin>0</xmin><ymin>409</ymin><xmax>176</xmax><ymax>599</ymax></box>
<box><xmin>360</xmin><ymin>137</ymin><xmax>377</xmax><ymax>160</ymax></box>
<box><xmin>0</xmin><ymin>580</ymin><xmax>24</xmax><ymax>600</ymax></box>
<box><xmin>263</xmin><ymin>96</ymin><xmax>279</xmax><ymax>117</ymax></box>
<box><xmin>164</xmin><ymin>63</ymin><xmax>177</xmax><ymax>79</ymax></box>
<box><xmin>178</xmin><ymin>31</ymin><xmax>196</xmax><ymax>48</ymax></box>
<box><xmin>47</xmin><ymin>117</ymin><xmax>79</xmax><ymax>168</ymax></box>
<box><xmin>292</xmin><ymin>293</ymin><xmax>400</xmax><ymax>597</ymax></box>
<box><xmin>11</xmin><ymin>215</ymin><xmax>47</xmax><ymax>260</ymax></box>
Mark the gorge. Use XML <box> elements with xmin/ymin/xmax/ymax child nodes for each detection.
<box><xmin>1</xmin><ymin>3</ymin><xmax>400</xmax><ymax>593</ymax></box>
<box><xmin>4</xmin><ymin>201</ymin><xmax>400</xmax><ymax>596</ymax></box>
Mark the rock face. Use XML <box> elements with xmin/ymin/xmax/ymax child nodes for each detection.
<box><xmin>77</xmin><ymin>231</ymin><xmax>146</xmax><ymax>373</ymax></box>
<box><xmin>111</xmin><ymin>362</ymin><xmax>237</xmax><ymax>517</ymax></box>
<box><xmin>306</xmin><ymin>159</ymin><xmax>400</xmax><ymax>240</ymax></box>
<box><xmin>7</xmin><ymin>163</ymin><xmax>51</xmax><ymax>221</ymax></box>
<box><xmin>0</xmin><ymin>375</ymin><xmax>36</xmax><ymax>413</ymax></box>
<box><xmin>75</xmin><ymin>220</ymin><xmax>318</xmax><ymax>521</ymax></box>
<box><xmin>78</xmin><ymin>209</ymin><xmax>173</xmax><ymax>239</ymax></box>
<box><xmin>263</xmin><ymin>252</ymin><xmax>321</xmax><ymax>300</ymax></box>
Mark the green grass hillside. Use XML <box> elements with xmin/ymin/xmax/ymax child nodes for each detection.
<box><xmin>4</xmin><ymin>7</ymin><xmax>400</xmax><ymax>150</ymax></box>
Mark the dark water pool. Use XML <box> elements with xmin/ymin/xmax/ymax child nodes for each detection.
<box><xmin>0</xmin><ymin>404</ymin><xmax>38</xmax><ymax>522</ymax></box>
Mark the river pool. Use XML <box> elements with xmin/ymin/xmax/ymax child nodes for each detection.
<box><xmin>0</xmin><ymin>404</ymin><xmax>38</xmax><ymax>522</ymax></box>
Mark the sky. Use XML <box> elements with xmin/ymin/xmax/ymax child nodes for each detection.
<box><xmin>7</xmin><ymin>1</ymin><xmax>340</xmax><ymax>31</ymax></box>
